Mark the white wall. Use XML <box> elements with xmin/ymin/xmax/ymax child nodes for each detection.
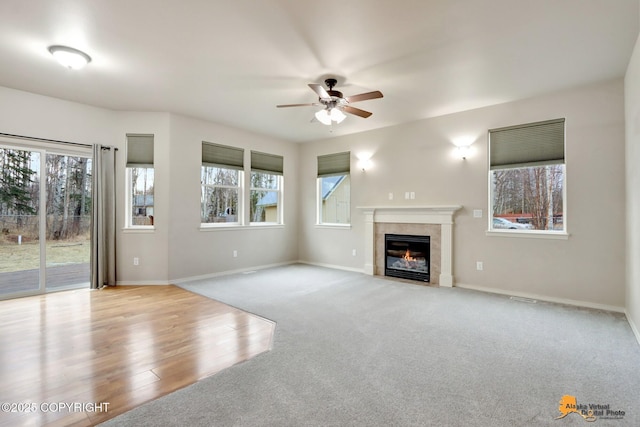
<box><xmin>113</xmin><ymin>111</ymin><xmax>172</xmax><ymax>284</ymax></box>
<box><xmin>625</xmin><ymin>9</ymin><xmax>640</xmax><ymax>342</ymax></box>
<box><xmin>0</xmin><ymin>86</ymin><xmax>299</xmax><ymax>286</ymax></box>
<box><xmin>300</xmin><ymin>79</ymin><xmax>627</xmax><ymax>310</ymax></box>
<box><xmin>0</xmin><ymin>86</ymin><xmax>116</xmax><ymax>146</ymax></box>
<box><xmin>166</xmin><ymin>114</ymin><xmax>299</xmax><ymax>282</ymax></box>
<box><xmin>0</xmin><ymin>78</ymin><xmax>631</xmax><ymax>312</ymax></box>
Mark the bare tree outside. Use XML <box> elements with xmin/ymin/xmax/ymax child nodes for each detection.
<box><xmin>1</xmin><ymin>148</ymin><xmax>92</xmax><ymax>294</ymax></box>
<box><xmin>250</xmin><ymin>171</ymin><xmax>279</xmax><ymax>223</ymax></box>
<box><xmin>201</xmin><ymin>166</ymin><xmax>240</xmax><ymax>223</ymax></box>
<box><xmin>491</xmin><ymin>165</ymin><xmax>564</xmax><ymax>230</ymax></box>
<box><xmin>129</xmin><ymin>167</ymin><xmax>154</xmax><ymax>226</ymax></box>
<box><xmin>0</xmin><ymin>148</ymin><xmax>39</xmax><ymax>246</ymax></box>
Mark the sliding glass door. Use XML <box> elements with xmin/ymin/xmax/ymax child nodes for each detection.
<box><xmin>45</xmin><ymin>153</ymin><xmax>92</xmax><ymax>292</ymax></box>
<box><xmin>0</xmin><ymin>148</ymin><xmax>41</xmax><ymax>295</ymax></box>
<box><xmin>0</xmin><ymin>143</ymin><xmax>92</xmax><ymax>299</ymax></box>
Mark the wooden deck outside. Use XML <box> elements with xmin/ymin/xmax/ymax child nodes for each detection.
<box><xmin>0</xmin><ymin>263</ymin><xmax>90</xmax><ymax>296</ymax></box>
<box><xmin>0</xmin><ymin>285</ymin><xmax>275</xmax><ymax>426</ymax></box>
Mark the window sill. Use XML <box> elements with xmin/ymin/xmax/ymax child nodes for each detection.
<box><xmin>122</xmin><ymin>226</ymin><xmax>155</xmax><ymax>234</ymax></box>
<box><xmin>485</xmin><ymin>230</ymin><xmax>569</xmax><ymax>240</ymax></box>
<box><xmin>315</xmin><ymin>223</ymin><xmax>352</xmax><ymax>230</ymax></box>
<box><xmin>249</xmin><ymin>223</ymin><xmax>284</xmax><ymax>229</ymax></box>
<box><xmin>199</xmin><ymin>224</ymin><xmax>284</xmax><ymax>231</ymax></box>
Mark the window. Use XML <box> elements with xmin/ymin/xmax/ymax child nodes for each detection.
<box><xmin>489</xmin><ymin>119</ymin><xmax>565</xmax><ymax>233</ymax></box>
<box><xmin>250</xmin><ymin>151</ymin><xmax>283</xmax><ymax>224</ymax></box>
<box><xmin>201</xmin><ymin>142</ymin><xmax>244</xmax><ymax>225</ymax></box>
<box><xmin>317</xmin><ymin>152</ymin><xmax>351</xmax><ymax>225</ymax></box>
<box><xmin>126</xmin><ymin>134</ymin><xmax>154</xmax><ymax>227</ymax></box>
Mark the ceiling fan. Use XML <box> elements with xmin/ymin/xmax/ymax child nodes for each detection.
<box><xmin>277</xmin><ymin>78</ymin><xmax>383</xmax><ymax>125</ymax></box>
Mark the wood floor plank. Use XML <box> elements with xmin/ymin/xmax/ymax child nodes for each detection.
<box><xmin>0</xmin><ymin>285</ymin><xmax>275</xmax><ymax>427</ymax></box>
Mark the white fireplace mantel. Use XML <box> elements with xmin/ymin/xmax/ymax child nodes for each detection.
<box><xmin>357</xmin><ymin>205</ymin><xmax>462</xmax><ymax>287</ymax></box>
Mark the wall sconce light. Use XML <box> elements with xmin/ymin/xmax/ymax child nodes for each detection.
<box><xmin>452</xmin><ymin>135</ymin><xmax>477</xmax><ymax>160</ymax></box>
<box><xmin>456</xmin><ymin>145</ymin><xmax>470</xmax><ymax>160</ymax></box>
<box><xmin>358</xmin><ymin>159</ymin><xmax>372</xmax><ymax>171</ymax></box>
<box><xmin>356</xmin><ymin>153</ymin><xmax>373</xmax><ymax>172</ymax></box>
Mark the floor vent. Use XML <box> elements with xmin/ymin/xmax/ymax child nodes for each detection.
<box><xmin>509</xmin><ymin>296</ymin><xmax>538</xmax><ymax>304</ymax></box>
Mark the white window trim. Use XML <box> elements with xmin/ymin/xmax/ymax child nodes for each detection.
<box><xmin>199</xmin><ymin>224</ymin><xmax>284</xmax><ymax>232</ymax></box>
<box><xmin>315</xmin><ymin>224</ymin><xmax>352</xmax><ymax>230</ymax></box>
<box><xmin>487</xmin><ymin>165</ymin><xmax>567</xmax><ymax>236</ymax></box>
<box><xmin>485</xmin><ymin>230</ymin><xmax>569</xmax><ymax>240</ymax></box>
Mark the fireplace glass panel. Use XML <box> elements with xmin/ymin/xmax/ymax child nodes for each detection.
<box><xmin>385</xmin><ymin>234</ymin><xmax>430</xmax><ymax>282</ymax></box>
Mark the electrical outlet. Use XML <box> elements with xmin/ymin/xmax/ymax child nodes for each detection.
<box><xmin>133</xmin><ymin>257</ymin><xmax>139</xmax><ymax>266</ymax></box>
<box><xmin>233</xmin><ymin>250</ymin><xmax>238</xmax><ymax>258</ymax></box>
<box><xmin>405</xmin><ymin>192</ymin><xmax>410</xmax><ymax>199</ymax></box>
<box><xmin>476</xmin><ymin>261</ymin><xmax>483</xmax><ymax>271</ymax></box>
<box><xmin>410</xmin><ymin>192</ymin><xmax>415</xmax><ymax>199</ymax></box>
<box><xmin>388</xmin><ymin>192</ymin><xmax>393</xmax><ymax>200</ymax></box>
<box><xmin>352</xmin><ymin>249</ymin><xmax>357</xmax><ymax>256</ymax></box>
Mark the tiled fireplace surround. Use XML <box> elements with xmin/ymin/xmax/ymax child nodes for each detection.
<box><xmin>358</xmin><ymin>206</ymin><xmax>462</xmax><ymax>287</ymax></box>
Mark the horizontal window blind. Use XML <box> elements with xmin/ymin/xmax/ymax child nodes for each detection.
<box><xmin>317</xmin><ymin>151</ymin><xmax>350</xmax><ymax>177</ymax></box>
<box><xmin>490</xmin><ymin>118</ymin><xmax>565</xmax><ymax>170</ymax></box>
<box><xmin>202</xmin><ymin>142</ymin><xmax>244</xmax><ymax>170</ymax></box>
<box><xmin>251</xmin><ymin>151</ymin><xmax>283</xmax><ymax>175</ymax></box>
<box><xmin>126</xmin><ymin>134</ymin><xmax>154</xmax><ymax>167</ymax></box>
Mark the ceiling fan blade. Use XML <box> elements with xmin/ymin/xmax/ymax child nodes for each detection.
<box><xmin>308</xmin><ymin>83</ymin><xmax>330</xmax><ymax>99</ymax></box>
<box><xmin>276</xmin><ymin>103</ymin><xmax>320</xmax><ymax>108</ymax></box>
<box><xmin>345</xmin><ymin>91</ymin><xmax>383</xmax><ymax>103</ymax></box>
<box><xmin>343</xmin><ymin>105</ymin><xmax>372</xmax><ymax>118</ymax></box>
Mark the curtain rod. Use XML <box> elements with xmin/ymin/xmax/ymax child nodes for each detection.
<box><xmin>0</xmin><ymin>132</ymin><xmax>118</xmax><ymax>150</ymax></box>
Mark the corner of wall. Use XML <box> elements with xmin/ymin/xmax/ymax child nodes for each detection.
<box><xmin>624</xmin><ymin>18</ymin><xmax>640</xmax><ymax>347</ymax></box>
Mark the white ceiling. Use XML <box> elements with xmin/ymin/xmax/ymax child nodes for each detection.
<box><xmin>0</xmin><ymin>0</ymin><xmax>637</xmax><ymax>143</ymax></box>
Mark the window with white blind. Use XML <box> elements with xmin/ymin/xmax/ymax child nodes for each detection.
<box><xmin>201</xmin><ymin>142</ymin><xmax>244</xmax><ymax>225</ymax></box>
<box><xmin>489</xmin><ymin>119</ymin><xmax>566</xmax><ymax>234</ymax></box>
<box><xmin>250</xmin><ymin>151</ymin><xmax>283</xmax><ymax>224</ymax></box>
<box><xmin>126</xmin><ymin>134</ymin><xmax>154</xmax><ymax>228</ymax></box>
<box><xmin>317</xmin><ymin>152</ymin><xmax>351</xmax><ymax>225</ymax></box>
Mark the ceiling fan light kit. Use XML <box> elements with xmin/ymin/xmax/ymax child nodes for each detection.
<box><xmin>277</xmin><ymin>78</ymin><xmax>383</xmax><ymax>126</ymax></box>
<box><xmin>315</xmin><ymin>107</ymin><xmax>346</xmax><ymax>125</ymax></box>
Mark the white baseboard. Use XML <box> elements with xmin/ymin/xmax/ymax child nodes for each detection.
<box><xmin>116</xmin><ymin>280</ymin><xmax>172</xmax><ymax>286</ymax></box>
<box><xmin>455</xmin><ymin>283</ymin><xmax>625</xmax><ymax>313</ymax></box>
<box><xmin>296</xmin><ymin>260</ymin><xmax>365</xmax><ymax>274</ymax></box>
<box><xmin>626</xmin><ymin>311</ymin><xmax>640</xmax><ymax>347</ymax></box>
<box><xmin>116</xmin><ymin>260</ymin><xmax>360</xmax><ymax>286</ymax></box>
<box><xmin>174</xmin><ymin>261</ymin><xmax>297</xmax><ymax>284</ymax></box>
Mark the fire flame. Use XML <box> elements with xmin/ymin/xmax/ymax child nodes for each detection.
<box><xmin>403</xmin><ymin>249</ymin><xmax>416</xmax><ymax>262</ymax></box>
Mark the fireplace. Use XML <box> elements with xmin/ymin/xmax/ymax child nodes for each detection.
<box><xmin>385</xmin><ymin>234</ymin><xmax>430</xmax><ymax>282</ymax></box>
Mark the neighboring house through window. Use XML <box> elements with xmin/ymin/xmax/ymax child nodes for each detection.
<box><xmin>317</xmin><ymin>152</ymin><xmax>351</xmax><ymax>225</ymax></box>
<box><xmin>250</xmin><ymin>151</ymin><xmax>283</xmax><ymax>224</ymax></box>
<box><xmin>489</xmin><ymin>119</ymin><xmax>566</xmax><ymax>233</ymax></box>
<box><xmin>126</xmin><ymin>134</ymin><xmax>154</xmax><ymax>227</ymax></box>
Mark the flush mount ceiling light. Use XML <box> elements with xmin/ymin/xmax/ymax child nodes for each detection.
<box><xmin>48</xmin><ymin>45</ymin><xmax>92</xmax><ymax>69</ymax></box>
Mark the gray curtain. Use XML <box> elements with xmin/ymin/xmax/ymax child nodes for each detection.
<box><xmin>91</xmin><ymin>145</ymin><xmax>117</xmax><ymax>289</ymax></box>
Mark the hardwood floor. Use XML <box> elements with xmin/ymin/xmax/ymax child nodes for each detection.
<box><xmin>0</xmin><ymin>285</ymin><xmax>275</xmax><ymax>427</ymax></box>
